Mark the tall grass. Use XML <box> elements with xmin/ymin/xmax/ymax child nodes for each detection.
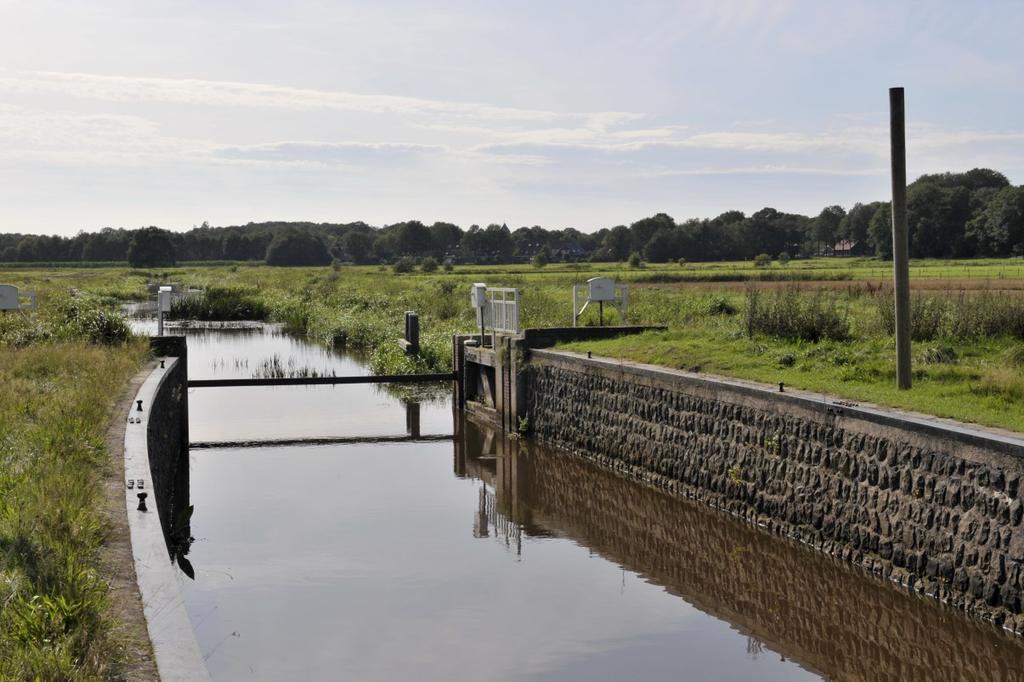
<box><xmin>0</xmin><ymin>293</ymin><xmax>131</xmax><ymax>347</ymax></box>
<box><xmin>744</xmin><ymin>287</ymin><xmax>850</xmax><ymax>342</ymax></box>
<box><xmin>875</xmin><ymin>289</ymin><xmax>1024</xmax><ymax>341</ymax></box>
<box><xmin>167</xmin><ymin>286</ymin><xmax>269</xmax><ymax>322</ymax></box>
<box><xmin>1</xmin><ymin>292</ymin><xmax>146</xmax><ymax>678</ymax></box>
<box><xmin>0</xmin><ymin>341</ymin><xmax>148</xmax><ymax>679</ymax></box>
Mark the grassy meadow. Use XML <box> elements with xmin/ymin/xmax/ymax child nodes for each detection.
<box><xmin>1</xmin><ymin>255</ymin><xmax>1024</xmax><ymax>677</ymax></box>
<box><xmin>0</xmin><ymin>296</ymin><xmax>148</xmax><ymax>679</ymax></box>
<box><xmin>5</xmin><ymin>256</ymin><xmax>1024</xmax><ymax>431</ymax></box>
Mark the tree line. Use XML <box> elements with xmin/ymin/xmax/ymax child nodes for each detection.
<box><xmin>1</xmin><ymin>168</ymin><xmax>1021</xmax><ymax>267</ymax></box>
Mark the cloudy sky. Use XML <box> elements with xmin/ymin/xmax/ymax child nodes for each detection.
<box><xmin>2</xmin><ymin>0</ymin><xmax>1023</xmax><ymax>235</ymax></box>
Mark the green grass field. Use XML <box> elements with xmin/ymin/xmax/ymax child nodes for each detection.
<box><xmin>0</xmin><ymin>339</ymin><xmax>147</xmax><ymax>679</ymax></box>
<box><xmin>1</xmin><ymin>256</ymin><xmax>1023</xmax><ymax>677</ymax></box>
<box><xmin>4</xmin><ymin>257</ymin><xmax>1024</xmax><ymax>432</ymax></box>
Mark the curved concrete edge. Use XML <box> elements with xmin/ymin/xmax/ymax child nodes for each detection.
<box><xmin>124</xmin><ymin>357</ymin><xmax>211</xmax><ymax>682</ymax></box>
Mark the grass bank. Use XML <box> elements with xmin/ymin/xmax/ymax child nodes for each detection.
<box><xmin>0</xmin><ymin>297</ymin><xmax>147</xmax><ymax>679</ymax></box>
<box><xmin>3</xmin><ymin>260</ymin><xmax>1023</xmax><ymax>432</ymax></box>
<box><xmin>558</xmin><ymin>329</ymin><xmax>1024</xmax><ymax>433</ymax></box>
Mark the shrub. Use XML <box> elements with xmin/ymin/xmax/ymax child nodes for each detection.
<box><xmin>54</xmin><ymin>296</ymin><xmax>131</xmax><ymax>345</ymax></box>
<box><xmin>703</xmin><ymin>296</ymin><xmax>737</xmax><ymax>316</ymax></box>
<box><xmin>627</xmin><ymin>252</ymin><xmax>644</xmax><ymax>269</ymax></box>
<box><xmin>677</xmin><ymin>258</ymin><xmax>687</xmax><ymax>267</ymax></box>
<box><xmin>393</xmin><ymin>257</ymin><xmax>416</xmax><ymax>274</ymax></box>
<box><xmin>443</xmin><ymin>261</ymin><xmax>454</xmax><ymax>272</ymax></box>
<box><xmin>745</xmin><ymin>286</ymin><xmax>850</xmax><ymax>342</ymax></box>
<box><xmin>778</xmin><ymin>251</ymin><xmax>791</xmax><ymax>266</ymax></box>
<box><xmin>753</xmin><ymin>253</ymin><xmax>772</xmax><ymax>267</ymax></box>
<box><xmin>420</xmin><ymin>256</ymin><xmax>439</xmax><ymax>273</ymax></box>
<box><xmin>531</xmin><ymin>250</ymin><xmax>550</xmax><ymax>268</ymax></box>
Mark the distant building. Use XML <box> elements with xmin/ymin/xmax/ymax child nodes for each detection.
<box><xmin>831</xmin><ymin>239</ymin><xmax>869</xmax><ymax>257</ymax></box>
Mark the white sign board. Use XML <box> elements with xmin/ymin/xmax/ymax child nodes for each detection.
<box><xmin>470</xmin><ymin>283</ymin><xmax>487</xmax><ymax>308</ymax></box>
<box><xmin>587</xmin><ymin>277</ymin><xmax>616</xmax><ymax>302</ymax></box>
<box><xmin>158</xmin><ymin>286</ymin><xmax>173</xmax><ymax>313</ymax></box>
<box><xmin>0</xmin><ymin>284</ymin><xmax>19</xmax><ymax>311</ymax></box>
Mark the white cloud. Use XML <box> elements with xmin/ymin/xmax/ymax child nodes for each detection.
<box><xmin>212</xmin><ymin>141</ymin><xmax>448</xmax><ymax>165</ymax></box>
<box><xmin>0</xmin><ymin>69</ymin><xmax>643</xmax><ymax>130</ymax></box>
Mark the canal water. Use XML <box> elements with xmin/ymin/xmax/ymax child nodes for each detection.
<box><xmin>141</xmin><ymin>323</ymin><xmax>1024</xmax><ymax>681</ymax></box>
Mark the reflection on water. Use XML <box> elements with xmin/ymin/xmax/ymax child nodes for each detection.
<box><xmin>163</xmin><ymin>325</ymin><xmax>1024</xmax><ymax>681</ymax></box>
<box><xmin>463</xmin><ymin>426</ymin><xmax>1024</xmax><ymax>682</ymax></box>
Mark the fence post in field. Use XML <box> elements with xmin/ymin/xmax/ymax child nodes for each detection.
<box><xmin>890</xmin><ymin>86</ymin><xmax>912</xmax><ymax>390</ymax></box>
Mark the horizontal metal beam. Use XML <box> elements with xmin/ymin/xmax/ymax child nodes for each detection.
<box><xmin>187</xmin><ymin>372</ymin><xmax>455</xmax><ymax>388</ymax></box>
<box><xmin>190</xmin><ymin>433</ymin><xmax>453</xmax><ymax>449</ymax></box>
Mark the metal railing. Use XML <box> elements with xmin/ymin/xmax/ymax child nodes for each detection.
<box><xmin>486</xmin><ymin>287</ymin><xmax>520</xmax><ymax>335</ymax></box>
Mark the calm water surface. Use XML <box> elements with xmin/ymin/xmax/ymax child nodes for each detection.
<box><xmin>150</xmin><ymin>325</ymin><xmax>1024</xmax><ymax>681</ymax></box>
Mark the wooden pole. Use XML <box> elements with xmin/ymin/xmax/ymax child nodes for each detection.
<box><xmin>890</xmin><ymin>87</ymin><xmax>912</xmax><ymax>390</ymax></box>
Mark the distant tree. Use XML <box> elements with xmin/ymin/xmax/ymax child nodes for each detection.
<box><xmin>643</xmin><ymin>228</ymin><xmax>680</xmax><ymax>262</ymax></box>
<box><xmin>629</xmin><ymin>213</ymin><xmax>675</xmax><ymax>253</ymax></box>
<box><xmin>372</xmin><ymin>233</ymin><xmax>397</xmax><ymax>262</ymax></box>
<box><xmin>532</xmin><ymin>246</ymin><xmax>551</xmax><ymax>268</ymax></box>
<box><xmin>966</xmin><ymin>186</ymin><xmax>1024</xmax><ymax>256</ymax></box>
<box><xmin>82</xmin><ymin>228</ymin><xmax>131</xmax><ymax>262</ymax></box>
<box><xmin>461</xmin><ymin>223</ymin><xmax>514</xmax><ymax>263</ymax></box>
<box><xmin>600</xmin><ymin>225</ymin><xmax>631</xmax><ymax>261</ymax></box>
<box><xmin>907</xmin><ymin>181</ymin><xmax>970</xmax><ymax>258</ymax></box>
<box><xmin>814</xmin><ymin>205</ymin><xmax>846</xmax><ymax>253</ymax></box>
<box><xmin>264</xmin><ymin>230</ymin><xmax>330</xmax><ymax>266</ymax></box>
<box><xmin>336</xmin><ymin>230</ymin><xmax>376</xmax><ymax>264</ymax></box>
<box><xmin>778</xmin><ymin>251</ymin><xmax>791</xmax><ymax>266</ymax></box>
<box><xmin>627</xmin><ymin>251</ymin><xmax>644</xmax><ymax>268</ymax></box>
<box><xmin>677</xmin><ymin>257</ymin><xmax>687</xmax><ymax>267</ymax></box>
<box><xmin>15</xmin><ymin>236</ymin><xmax>42</xmax><ymax>262</ymax></box>
<box><xmin>742</xmin><ymin>208</ymin><xmax>805</xmax><ymax>259</ymax></box>
<box><xmin>688</xmin><ymin>214</ymin><xmax>743</xmax><ymax>261</ymax></box>
<box><xmin>838</xmin><ymin>202</ymin><xmax>877</xmax><ymax>247</ymax></box>
<box><xmin>429</xmin><ymin>221</ymin><xmax>462</xmax><ymax>258</ymax></box>
<box><xmin>127</xmin><ymin>227</ymin><xmax>177</xmax><ymax>267</ymax></box>
<box><xmin>395</xmin><ymin>220</ymin><xmax>434</xmax><ymax>257</ymax></box>
<box><xmin>221</xmin><ymin>232</ymin><xmax>252</xmax><ymax>260</ymax></box>
<box><xmin>0</xmin><ymin>246</ymin><xmax>15</xmax><ymax>262</ymax></box>
<box><xmin>420</xmin><ymin>256</ymin><xmax>439</xmax><ymax>273</ymax></box>
<box><xmin>753</xmin><ymin>253</ymin><xmax>772</xmax><ymax>267</ymax></box>
<box><xmin>867</xmin><ymin>203</ymin><xmax>893</xmax><ymax>259</ymax></box>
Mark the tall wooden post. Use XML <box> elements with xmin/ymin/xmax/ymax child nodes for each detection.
<box><xmin>890</xmin><ymin>87</ymin><xmax>912</xmax><ymax>389</ymax></box>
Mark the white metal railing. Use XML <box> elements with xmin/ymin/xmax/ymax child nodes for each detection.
<box><xmin>486</xmin><ymin>287</ymin><xmax>520</xmax><ymax>335</ymax></box>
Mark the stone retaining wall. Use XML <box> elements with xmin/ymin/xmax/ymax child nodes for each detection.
<box><xmin>524</xmin><ymin>349</ymin><xmax>1024</xmax><ymax>631</ymax></box>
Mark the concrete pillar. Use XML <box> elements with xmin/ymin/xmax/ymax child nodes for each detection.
<box><xmin>890</xmin><ymin>87</ymin><xmax>912</xmax><ymax>390</ymax></box>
